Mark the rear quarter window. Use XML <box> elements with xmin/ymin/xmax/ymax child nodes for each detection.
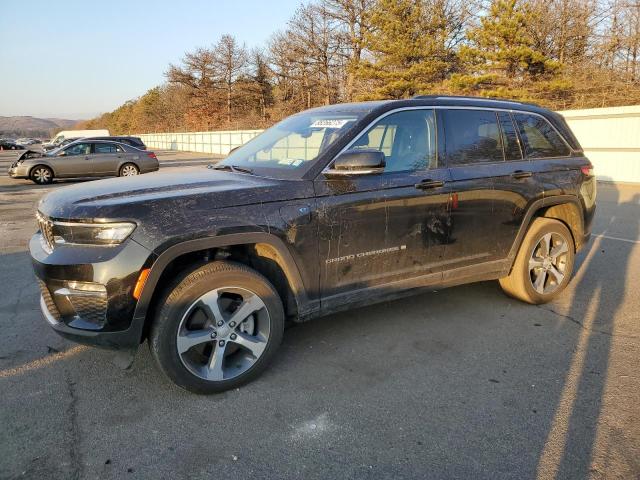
<box><xmin>513</xmin><ymin>113</ymin><xmax>571</xmax><ymax>158</ymax></box>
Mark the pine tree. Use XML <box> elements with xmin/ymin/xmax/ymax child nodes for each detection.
<box><xmin>453</xmin><ymin>0</ymin><xmax>558</xmax><ymax>96</ymax></box>
<box><xmin>354</xmin><ymin>0</ymin><xmax>453</xmax><ymax>99</ymax></box>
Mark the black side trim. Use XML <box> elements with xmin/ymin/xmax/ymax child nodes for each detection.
<box><xmin>320</xmin><ymin>259</ymin><xmax>510</xmax><ymax>317</ymax></box>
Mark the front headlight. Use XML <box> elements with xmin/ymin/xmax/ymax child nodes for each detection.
<box><xmin>51</xmin><ymin>221</ymin><xmax>136</xmax><ymax>246</ymax></box>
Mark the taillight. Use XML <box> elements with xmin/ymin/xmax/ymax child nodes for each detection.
<box><xmin>581</xmin><ymin>165</ymin><xmax>593</xmax><ymax>176</ymax></box>
<box><xmin>147</xmin><ymin>152</ymin><xmax>157</xmax><ymax>160</ymax></box>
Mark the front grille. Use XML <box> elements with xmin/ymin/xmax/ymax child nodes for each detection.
<box><xmin>38</xmin><ymin>280</ymin><xmax>61</xmax><ymax>321</ymax></box>
<box><xmin>36</xmin><ymin>211</ymin><xmax>54</xmax><ymax>253</ymax></box>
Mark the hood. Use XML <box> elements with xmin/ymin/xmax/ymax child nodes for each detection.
<box><xmin>37</xmin><ymin>168</ymin><xmax>309</xmax><ymax>221</ymax></box>
<box><xmin>17</xmin><ymin>150</ymin><xmax>47</xmax><ymax>162</ymax></box>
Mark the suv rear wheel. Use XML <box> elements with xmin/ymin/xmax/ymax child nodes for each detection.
<box><xmin>499</xmin><ymin>218</ymin><xmax>575</xmax><ymax>304</ymax></box>
<box><xmin>149</xmin><ymin>261</ymin><xmax>284</xmax><ymax>394</ymax></box>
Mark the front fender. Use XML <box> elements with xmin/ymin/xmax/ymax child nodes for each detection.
<box><xmin>130</xmin><ymin>232</ymin><xmax>313</xmax><ymax>344</ymax></box>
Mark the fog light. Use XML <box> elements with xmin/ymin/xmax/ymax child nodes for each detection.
<box><xmin>66</xmin><ymin>281</ymin><xmax>107</xmax><ymax>295</ymax></box>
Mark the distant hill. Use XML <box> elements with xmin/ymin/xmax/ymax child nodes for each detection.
<box><xmin>0</xmin><ymin>116</ymin><xmax>78</xmax><ymax>138</ymax></box>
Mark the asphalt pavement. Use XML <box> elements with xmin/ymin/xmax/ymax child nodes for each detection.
<box><xmin>0</xmin><ymin>170</ymin><xmax>638</xmax><ymax>479</ymax></box>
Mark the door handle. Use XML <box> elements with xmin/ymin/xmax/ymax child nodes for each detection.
<box><xmin>511</xmin><ymin>170</ymin><xmax>533</xmax><ymax>179</ymax></box>
<box><xmin>415</xmin><ymin>179</ymin><xmax>445</xmax><ymax>190</ymax></box>
<box><xmin>84</xmin><ymin>156</ymin><xmax>90</xmax><ymax>160</ymax></box>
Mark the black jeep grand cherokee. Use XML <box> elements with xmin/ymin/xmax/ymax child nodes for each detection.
<box><xmin>31</xmin><ymin>96</ymin><xmax>596</xmax><ymax>393</ymax></box>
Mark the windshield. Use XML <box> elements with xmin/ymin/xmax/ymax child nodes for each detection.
<box><xmin>217</xmin><ymin>109</ymin><xmax>367</xmax><ymax>178</ymax></box>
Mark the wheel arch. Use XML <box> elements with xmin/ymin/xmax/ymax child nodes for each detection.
<box><xmin>133</xmin><ymin>233</ymin><xmax>311</xmax><ymax>344</ymax></box>
<box><xmin>507</xmin><ymin>195</ymin><xmax>585</xmax><ymax>272</ymax></box>
<box><xmin>538</xmin><ymin>201</ymin><xmax>584</xmax><ymax>250</ymax></box>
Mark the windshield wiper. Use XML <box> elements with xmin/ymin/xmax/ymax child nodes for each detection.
<box><xmin>211</xmin><ymin>164</ymin><xmax>254</xmax><ymax>175</ymax></box>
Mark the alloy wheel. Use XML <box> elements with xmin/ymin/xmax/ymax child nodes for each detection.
<box><xmin>528</xmin><ymin>232</ymin><xmax>569</xmax><ymax>295</ymax></box>
<box><xmin>176</xmin><ymin>287</ymin><xmax>270</xmax><ymax>381</ymax></box>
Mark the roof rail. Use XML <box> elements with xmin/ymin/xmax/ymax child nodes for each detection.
<box><xmin>412</xmin><ymin>95</ymin><xmax>539</xmax><ymax>107</ymax></box>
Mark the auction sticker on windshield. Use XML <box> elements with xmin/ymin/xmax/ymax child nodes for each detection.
<box><xmin>310</xmin><ymin>119</ymin><xmax>356</xmax><ymax>129</ymax></box>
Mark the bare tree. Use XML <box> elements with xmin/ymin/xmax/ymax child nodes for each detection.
<box><xmin>213</xmin><ymin>34</ymin><xmax>249</xmax><ymax>124</ymax></box>
<box><xmin>288</xmin><ymin>3</ymin><xmax>346</xmax><ymax>105</ymax></box>
<box><xmin>323</xmin><ymin>0</ymin><xmax>374</xmax><ymax>100</ymax></box>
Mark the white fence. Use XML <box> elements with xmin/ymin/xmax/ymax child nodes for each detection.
<box><xmin>138</xmin><ymin>130</ymin><xmax>263</xmax><ymax>156</ymax></box>
<box><xmin>137</xmin><ymin>105</ymin><xmax>640</xmax><ymax>183</ymax></box>
<box><xmin>559</xmin><ymin>105</ymin><xmax>640</xmax><ymax>183</ymax></box>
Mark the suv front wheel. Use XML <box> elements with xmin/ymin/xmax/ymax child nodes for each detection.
<box><xmin>499</xmin><ymin>218</ymin><xmax>575</xmax><ymax>304</ymax></box>
<box><xmin>150</xmin><ymin>261</ymin><xmax>285</xmax><ymax>394</ymax></box>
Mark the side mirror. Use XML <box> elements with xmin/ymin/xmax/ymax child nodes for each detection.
<box><xmin>328</xmin><ymin>149</ymin><xmax>385</xmax><ymax>175</ymax></box>
<box><xmin>57</xmin><ymin>151</ymin><xmax>67</xmax><ymax>157</ymax></box>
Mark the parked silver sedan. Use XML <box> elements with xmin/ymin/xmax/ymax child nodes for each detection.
<box><xmin>8</xmin><ymin>140</ymin><xmax>159</xmax><ymax>184</ymax></box>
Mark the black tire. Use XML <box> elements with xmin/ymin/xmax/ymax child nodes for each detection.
<box><xmin>30</xmin><ymin>165</ymin><xmax>53</xmax><ymax>185</ymax></box>
<box><xmin>499</xmin><ymin>218</ymin><xmax>575</xmax><ymax>304</ymax></box>
<box><xmin>149</xmin><ymin>261</ymin><xmax>285</xmax><ymax>394</ymax></box>
<box><xmin>119</xmin><ymin>163</ymin><xmax>139</xmax><ymax>177</ymax></box>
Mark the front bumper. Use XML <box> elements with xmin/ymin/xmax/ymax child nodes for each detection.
<box><xmin>8</xmin><ymin>165</ymin><xmax>29</xmax><ymax>178</ymax></box>
<box><xmin>30</xmin><ymin>233</ymin><xmax>155</xmax><ymax>350</ymax></box>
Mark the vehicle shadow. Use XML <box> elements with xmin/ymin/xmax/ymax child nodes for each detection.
<box><xmin>535</xmin><ymin>185</ymin><xmax>639</xmax><ymax>478</ymax></box>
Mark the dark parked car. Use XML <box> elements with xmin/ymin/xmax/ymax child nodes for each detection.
<box><xmin>30</xmin><ymin>96</ymin><xmax>596</xmax><ymax>393</ymax></box>
<box><xmin>0</xmin><ymin>139</ymin><xmax>25</xmax><ymax>150</ymax></box>
<box><xmin>9</xmin><ymin>139</ymin><xmax>158</xmax><ymax>184</ymax></box>
<box><xmin>85</xmin><ymin>136</ymin><xmax>146</xmax><ymax>150</ymax></box>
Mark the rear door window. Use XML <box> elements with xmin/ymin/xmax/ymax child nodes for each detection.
<box><xmin>93</xmin><ymin>143</ymin><xmax>118</xmax><ymax>154</ymax></box>
<box><xmin>513</xmin><ymin>113</ymin><xmax>571</xmax><ymax>158</ymax></box>
<box><xmin>443</xmin><ymin>110</ymin><xmax>503</xmax><ymax>165</ymax></box>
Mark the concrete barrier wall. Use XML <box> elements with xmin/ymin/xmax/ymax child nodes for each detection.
<box><xmin>137</xmin><ymin>130</ymin><xmax>263</xmax><ymax>156</ymax></box>
<box><xmin>559</xmin><ymin>106</ymin><xmax>640</xmax><ymax>183</ymax></box>
<box><xmin>138</xmin><ymin>105</ymin><xmax>640</xmax><ymax>183</ymax></box>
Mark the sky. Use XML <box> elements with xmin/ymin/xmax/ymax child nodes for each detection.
<box><xmin>0</xmin><ymin>0</ymin><xmax>303</xmax><ymax>120</ymax></box>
